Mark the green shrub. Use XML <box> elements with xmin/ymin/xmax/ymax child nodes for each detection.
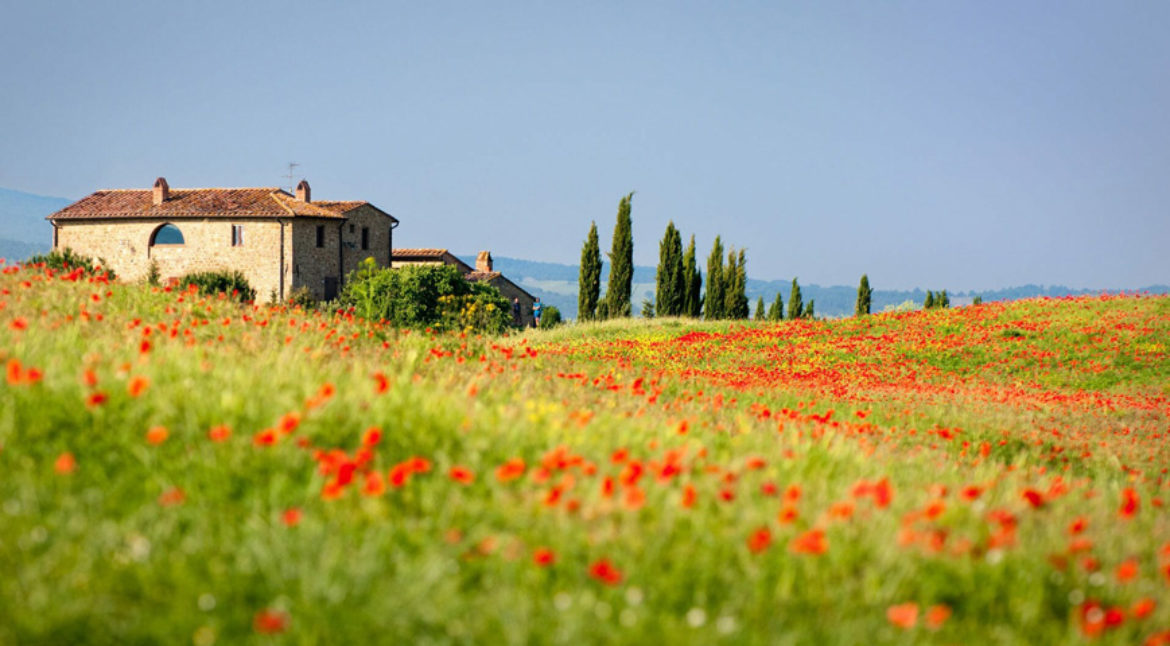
<box><xmin>539</xmin><ymin>305</ymin><xmax>563</xmax><ymax>329</ymax></box>
<box><xmin>179</xmin><ymin>270</ymin><xmax>256</xmax><ymax>302</ymax></box>
<box><xmin>25</xmin><ymin>247</ymin><xmax>116</xmax><ymax>280</ymax></box>
<box><xmin>340</xmin><ymin>258</ymin><xmax>510</xmax><ymax>334</ymax></box>
<box><xmin>287</xmin><ymin>286</ymin><xmax>317</xmax><ymax>310</ymax></box>
<box><xmin>145</xmin><ymin>261</ymin><xmax>161</xmax><ymax>286</ymax></box>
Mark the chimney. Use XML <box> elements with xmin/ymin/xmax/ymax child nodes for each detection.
<box><xmin>476</xmin><ymin>250</ymin><xmax>493</xmax><ymax>272</ymax></box>
<box><xmin>295</xmin><ymin>180</ymin><xmax>311</xmax><ymax>203</ymax></box>
<box><xmin>152</xmin><ymin>177</ymin><xmax>169</xmax><ymax>205</ymax></box>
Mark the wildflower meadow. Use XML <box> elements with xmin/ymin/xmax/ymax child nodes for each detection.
<box><xmin>1</xmin><ymin>259</ymin><xmax>1168</xmax><ymax>644</ymax></box>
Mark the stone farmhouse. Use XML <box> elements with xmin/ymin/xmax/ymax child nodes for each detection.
<box><xmin>47</xmin><ymin>178</ymin><xmax>536</xmax><ymax>322</ymax></box>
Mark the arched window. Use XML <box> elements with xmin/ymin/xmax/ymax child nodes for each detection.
<box><xmin>150</xmin><ymin>223</ymin><xmax>185</xmax><ymax>246</ymax></box>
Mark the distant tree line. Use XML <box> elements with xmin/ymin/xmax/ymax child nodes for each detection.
<box><xmin>576</xmin><ymin>195</ymin><xmax>891</xmax><ymax>323</ymax></box>
<box><xmin>923</xmin><ymin>290</ymin><xmax>950</xmax><ymax>309</ymax></box>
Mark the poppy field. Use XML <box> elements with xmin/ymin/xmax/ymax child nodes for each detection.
<box><xmin>1</xmin><ymin>260</ymin><xmax>1168</xmax><ymax>645</ymax></box>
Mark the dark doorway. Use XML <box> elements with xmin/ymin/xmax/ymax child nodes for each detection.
<box><xmin>323</xmin><ymin>277</ymin><xmax>339</xmax><ymax>301</ymax></box>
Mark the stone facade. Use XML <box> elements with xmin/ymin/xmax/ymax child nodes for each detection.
<box><xmin>56</xmin><ymin>218</ymin><xmax>290</xmax><ymax>301</ymax></box>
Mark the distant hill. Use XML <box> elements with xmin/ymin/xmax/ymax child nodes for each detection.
<box><xmin>0</xmin><ymin>187</ymin><xmax>69</xmax><ymax>260</ymax></box>
<box><xmin>460</xmin><ymin>254</ymin><xmax>1168</xmax><ymax>320</ymax></box>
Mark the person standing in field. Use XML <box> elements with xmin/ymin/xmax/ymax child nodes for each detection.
<box><xmin>511</xmin><ymin>298</ymin><xmax>522</xmax><ymax>327</ymax></box>
<box><xmin>532</xmin><ymin>298</ymin><xmax>543</xmax><ymax>328</ymax></box>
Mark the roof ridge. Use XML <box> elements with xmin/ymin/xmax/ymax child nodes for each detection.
<box><xmin>94</xmin><ymin>186</ymin><xmax>284</xmax><ymax>192</ymax></box>
<box><xmin>270</xmin><ymin>192</ymin><xmax>297</xmax><ymax>216</ymax></box>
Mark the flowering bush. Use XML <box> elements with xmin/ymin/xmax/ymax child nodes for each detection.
<box><xmin>341</xmin><ymin>258</ymin><xmax>508</xmax><ymax>333</ymax></box>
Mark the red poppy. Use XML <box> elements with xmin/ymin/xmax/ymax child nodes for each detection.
<box><xmin>589</xmin><ymin>558</ymin><xmax>623</xmax><ymax>586</ymax></box>
<box><xmin>361</xmin><ymin>427</ymin><xmax>382</xmax><ymax>447</ymax></box>
<box><xmin>6</xmin><ymin>358</ymin><xmax>23</xmax><ymax>385</ymax></box>
<box><xmin>1116</xmin><ymin>559</ymin><xmax>1139</xmax><ymax>583</ymax></box>
<box><xmin>278</xmin><ymin>412</ymin><xmax>301</xmax><ymax>435</ymax></box>
<box><xmin>253</xmin><ymin>429</ymin><xmax>278</xmax><ymax>447</ymax></box>
<box><xmin>208</xmin><ymin>425</ymin><xmax>232</xmax><ymax>442</ymax></box>
<box><xmin>158</xmin><ymin>487</ymin><xmax>186</xmax><ymax>507</ymax></box>
<box><xmin>623</xmin><ymin>486</ymin><xmax>646</xmax><ymax>510</ymax></box>
<box><xmin>747</xmin><ymin>527</ymin><xmax>772</xmax><ymax>553</ymax></box>
<box><xmin>253</xmin><ymin>608</ymin><xmax>289</xmax><ymax>634</ymax></box>
<box><xmin>887</xmin><ymin>603</ymin><xmax>918</xmax><ymax>629</ymax></box>
<box><xmin>790</xmin><ymin>529</ymin><xmax>828</xmax><ymax>555</ymax></box>
<box><xmin>54</xmin><ymin>452</ymin><xmax>76</xmax><ymax>475</ymax></box>
<box><xmin>282</xmin><ymin>508</ymin><xmax>302</xmax><ymax>527</ymax></box>
<box><xmin>145</xmin><ymin>426</ymin><xmax>168</xmax><ymax>445</ymax></box>
<box><xmin>389</xmin><ymin>463</ymin><xmax>412</xmax><ymax>488</ymax></box>
<box><xmin>926</xmin><ymin>604</ymin><xmax>951</xmax><ymax>629</ymax></box>
<box><xmin>784</xmin><ymin>484</ymin><xmax>802</xmax><ymax>503</ymax></box>
<box><xmin>449</xmin><ymin>465</ymin><xmax>475</xmax><ymax>485</ymax></box>
<box><xmin>1120</xmin><ymin>488</ymin><xmax>1140</xmax><ymax>519</ymax></box>
<box><xmin>1132</xmin><ymin>598</ymin><xmax>1156</xmax><ymax>620</ymax></box>
<box><xmin>495</xmin><ymin>457</ymin><xmax>526</xmax><ymax>482</ymax></box>
<box><xmin>1022</xmin><ymin>489</ymin><xmax>1045</xmax><ymax>509</ymax></box>
<box><xmin>533</xmin><ymin>547</ymin><xmax>556</xmax><ymax>567</ymax></box>
<box><xmin>408</xmin><ymin>457</ymin><xmax>432</xmax><ymax>474</ymax></box>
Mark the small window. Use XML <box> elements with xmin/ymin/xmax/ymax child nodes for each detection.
<box><xmin>349</xmin><ymin>224</ymin><xmax>355</xmax><ymax>233</ymax></box>
<box><xmin>231</xmin><ymin>225</ymin><xmax>244</xmax><ymax>247</ymax></box>
<box><xmin>316</xmin><ymin>225</ymin><xmax>325</xmax><ymax>248</ymax></box>
<box><xmin>150</xmin><ymin>223</ymin><xmax>184</xmax><ymax>245</ymax></box>
<box><xmin>361</xmin><ymin>227</ymin><xmax>369</xmax><ymax>250</ymax></box>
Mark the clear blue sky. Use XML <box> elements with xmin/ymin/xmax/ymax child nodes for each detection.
<box><xmin>3</xmin><ymin>1</ymin><xmax>1168</xmax><ymax>291</ymax></box>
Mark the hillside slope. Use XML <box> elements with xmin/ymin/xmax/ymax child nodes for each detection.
<box><xmin>0</xmin><ymin>266</ymin><xmax>1167</xmax><ymax>644</ymax></box>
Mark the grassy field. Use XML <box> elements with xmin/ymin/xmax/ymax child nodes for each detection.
<box><xmin>1</xmin><ymin>261</ymin><xmax>1168</xmax><ymax>645</ymax></box>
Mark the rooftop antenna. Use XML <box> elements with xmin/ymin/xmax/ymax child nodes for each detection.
<box><xmin>282</xmin><ymin>162</ymin><xmax>300</xmax><ymax>193</ymax></box>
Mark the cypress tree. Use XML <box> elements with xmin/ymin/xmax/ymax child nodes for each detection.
<box><xmin>605</xmin><ymin>193</ymin><xmax>634</xmax><ymax>318</ymax></box>
<box><xmin>803</xmin><ymin>299</ymin><xmax>815</xmax><ymax>319</ymax></box>
<box><xmin>787</xmin><ymin>277</ymin><xmax>803</xmax><ymax>320</ymax></box>
<box><xmin>723</xmin><ymin>248</ymin><xmax>739</xmax><ymax>318</ymax></box>
<box><xmin>972</xmin><ymin>295</ymin><xmax>983</xmax><ymax>306</ymax></box>
<box><xmin>755</xmin><ymin>297</ymin><xmax>765</xmax><ymax>320</ymax></box>
<box><xmin>924</xmin><ymin>291</ymin><xmax>935</xmax><ymax>309</ymax></box>
<box><xmin>641</xmin><ymin>298</ymin><xmax>655</xmax><ymax>318</ymax></box>
<box><xmin>655</xmin><ymin>221</ymin><xmax>684</xmax><ymax>316</ymax></box>
<box><xmin>578</xmin><ymin>221</ymin><xmax>601</xmax><ymax>321</ymax></box>
<box><xmin>726</xmin><ymin>248</ymin><xmax>748</xmax><ymax>319</ymax></box>
<box><xmin>705</xmin><ymin>236</ymin><xmax>725</xmax><ymax>320</ymax></box>
<box><xmin>939</xmin><ymin>290</ymin><xmax>950</xmax><ymax>308</ymax></box>
<box><xmin>737</xmin><ymin>250</ymin><xmax>748</xmax><ymax>317</ymax></box>
<box><xmin>767</xmin><ymin>291</ymin><xmax>784</xmax><ymax>321</ymax></box>
<box><xmin>683</xmin><ymin>235</ymin><xmax>702</xmax><ymax>318</ymax></box>
<box><xmin>855</xmin><ymin>274</ymin><xmax>872</xmax><ymax>317</ymax></box>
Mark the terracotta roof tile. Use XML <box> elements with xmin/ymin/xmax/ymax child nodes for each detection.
<box><xmin>48</xmin><ymin>188</ymin><xmax>379</xmax><ymax>221</ymax></box>
<box><xmin>465</xmin><ymin>271</ymin><xmax>502</xmax><ymax>281</ymax></box>
<box><xmin>313</xmin><ymin>200</ymin><xmax>368</xmax><ymax>214</ymax></box>
<box><xmin>392</xmin><ymin>248</ymin><xmax>449</xmax><ymax>258</ymax></box>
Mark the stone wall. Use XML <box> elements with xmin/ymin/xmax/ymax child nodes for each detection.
<box><xmin>290</xmin><ymin>219</ymin><xmax>343</xmax><ymax>300</ymax></box>
<box><xmin>487</xmin><ymin>276</ymin><xmax>536</xmax><ymax>328</ymax></box>
<box><xmin>338</xmin><ymin>206</ymin><xmax>394</xmax><ymax>277</ymax></box>
<box><xmin>289</xmin><ymin>207</ymin><xmax>394</xmax><ymax>300</ymax></box>
<box><xmin>55</xmin><ymin>218</ymin><xmax>287</xmax><ymax>301</ymax></box>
